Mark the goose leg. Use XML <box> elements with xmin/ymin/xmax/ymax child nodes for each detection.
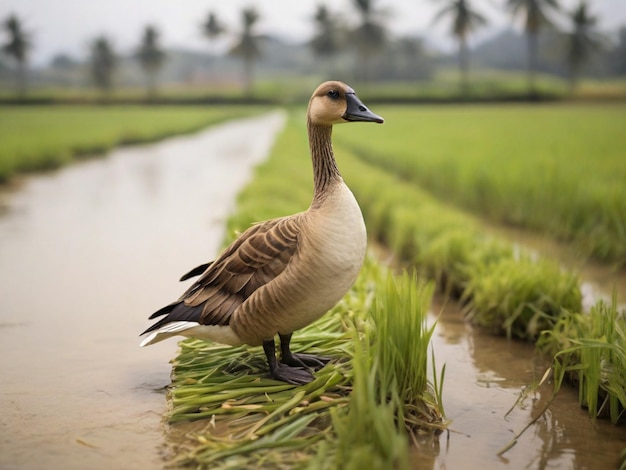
<box><xmin>263</xmin><ymin>338</ymin><xmax>314</xmax><ymax>385</ymax></box>
<box><xmin>279</xmin><ymin>333</ymin><xmax>330</xmax><ymax>370</ymax></box>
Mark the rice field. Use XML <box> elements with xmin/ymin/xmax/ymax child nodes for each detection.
<box><xmin>334</xmin><ymin>104</ymin><xmax>626</xmax><ymax>267</ymax></box>
<box><xmin>4</xmin><ymin>102</ymin><xmax>623</xmax><ymax>465</ymax></box>
<box><xmin>0</xmin><ymin>105</ymin><xmax>259</xmax><ymax>182</ymax></box>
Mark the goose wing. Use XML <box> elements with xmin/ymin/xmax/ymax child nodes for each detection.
<box><xmin>142</xmin><ymin>215</ymin><xmax>302</xmax><ymax>335</ymax></box>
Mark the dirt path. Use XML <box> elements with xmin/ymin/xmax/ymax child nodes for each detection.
<box><xmin>0</xmin><ymin>111</ymin><xmax>286</xmax><ymax>469</ymax></box>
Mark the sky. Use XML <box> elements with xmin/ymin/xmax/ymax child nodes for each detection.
<box><xmin>2</xmin><ymin>0</ymin><xmax>626</xmax><ymax>66</ymax></box>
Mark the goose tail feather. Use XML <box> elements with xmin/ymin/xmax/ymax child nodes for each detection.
<box><xmin>139</xmin><ymin>321</ymin><xmax>202</xmax><ymax>347</ymax></box>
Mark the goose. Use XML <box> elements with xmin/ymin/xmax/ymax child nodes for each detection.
<box><xmin>140</xmin><ymin>81</ymin><xmax>384</xmax><ymax>384</ymax></box>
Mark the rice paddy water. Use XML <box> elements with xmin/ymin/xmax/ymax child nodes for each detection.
<box><xmin>0</xmin><ymin>112</ymin><xmax>286</xmax><ymax>469</ymax></box>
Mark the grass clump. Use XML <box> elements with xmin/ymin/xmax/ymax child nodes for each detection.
<box><xmin>369</xmin><ymin>272</ymin><xmax>444</xmax><ymax>432</ymax></box>
<box><xmin>464</xmin><ymin>256</ymin><xmax>582</xmax><ymax>340</ymax></box>
<box><xmin>0</xmin><ymin>105</ymin><xmax>259</xmax><ymax>182</ymax></box>
<box><xmin>328</xmin><ymin>329</ymin><xmax>409</xmax><ymax>470</ymax></box>
<box><xmin>167</xmin><ymin>310</ymin><xmax>353</xmax><ymax>468</ymax></box>
<box><xmin>538</xmin><ymin>296</ymin><xmax>626</xmax><ymax>424</ymax></box>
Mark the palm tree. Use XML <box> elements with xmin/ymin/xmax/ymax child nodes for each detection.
<box><xmin>506</xmin><ymin>0</ymin><xmax>560</xmax><ymax>96</ymax></box>
<box><xmin>565</xmin><ymin>1</ymin><xmax>603</xmax><ymax>91</ymax></box>
<box><xmin>202</xmin><ymin>11</ymin><xmax>226</xmax><ymax>50</ymax></box>
<box><xmin>229</xmin><ymin>7</ymin><xmax>262</xmax><ymax>96</ymax></box>
<box><xmin>609</xmin><ymin>27</ymin><xmax>626</xmax><ymax>76</ymax></box>
<box><xmin>201</xmin><ymin>11</ymin><xmax>226</xmax><ymax>83</ymax></box>
<box><xmin>2</xmin><ymin>14</ymin><xmax>32</xmax><ymax>98</ymax></box>
<box><xmin>90</xmin><ymin>36</ymin><xmax>116</xmax><ymax>96</ymax></box>
<box><xmin>350</xmin><ymin>0</ymin><xmax>387</xmax><ymax>82</ymax></box>
<box><xmin>136</xmin><ymin>25</ymin><xmax>166</xmax><ymax>98</ymax></box>
<box><xmin>433</xmin><ymin>0</ymin><xmax>487</xmax><ymax>95</ymax></box>
<box><xmin>310</xmin><ymin>4</ymin><xmax>344</xmax><ymax>77</ymax></box>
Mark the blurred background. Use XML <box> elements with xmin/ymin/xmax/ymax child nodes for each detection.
<box><xmin>2</xmin><ymin>0</ymin><xmax>625</xmax><ymax>103</ymax></box>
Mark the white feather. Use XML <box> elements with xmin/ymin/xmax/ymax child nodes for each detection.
<box><xmin>140</xmin><ymin>321</ymin><xmax>243</xmax><ymax>347</ymax></box>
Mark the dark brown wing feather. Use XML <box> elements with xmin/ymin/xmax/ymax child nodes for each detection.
<box><xmin>179</xmin><ymin>262</ymin><xmax>212</xmax><ymax>281</ymax></box>
<box><xmin>141</xmin><ymin>215</ymin><xmax>301</xmax><ymax>335</ymax></box>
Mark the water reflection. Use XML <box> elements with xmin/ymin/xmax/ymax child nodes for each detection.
<box><xmin>419</xmin><ymin>299</ymin><xmax>626</xmax><ymax>469</ymax></box>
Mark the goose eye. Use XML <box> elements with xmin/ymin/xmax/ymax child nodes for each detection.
<box><xmin>327</xmin><ymin>90</ymin><xmax>339</xmax><ymax>99</ymax></box>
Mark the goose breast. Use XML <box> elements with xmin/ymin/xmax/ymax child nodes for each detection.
<box><xmin>230</xmin><ymin>181</ymin><xmax>366</xmax><ymax>344</ymax></box>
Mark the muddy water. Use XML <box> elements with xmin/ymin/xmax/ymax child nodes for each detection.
<box><xmin>413</xmin><ymin>300</ymin><xmax>626</xmax><ymax>469</ymax></box>
<box><xmin>0</xmin><ymin>111</ymin><xmax>286</xmax><ymax>469</ymax></box>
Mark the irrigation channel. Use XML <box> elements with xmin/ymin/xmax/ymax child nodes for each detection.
<box><xmin>0</xmin><ymin>111</ymin><xmax>624</xmax><ymax>469</ymax></box>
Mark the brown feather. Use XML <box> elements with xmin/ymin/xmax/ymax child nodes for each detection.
<box><xmin>163</xmin><ymin>215</ymin><xmax>302</xmax><ymax>327</ymax></box>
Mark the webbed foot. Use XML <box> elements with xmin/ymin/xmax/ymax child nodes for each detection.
<box><xmin>270</xmin><ymin>362</ymin><xmax>315</xmax><ymax>385</ymax></box>
<box><xmin>263</xmin><ymin>338</ymin><xmax>315</xmax><ymax>385</ymax></box>
<box><xmin>282</xmin><ymin>351</ymin><xmax>330</xmax><ymax>370</ymax></box>
<box><xmin>278</xmin><ymin>333</ymin><xmax>331</xmax><ymax>370</ymax></box>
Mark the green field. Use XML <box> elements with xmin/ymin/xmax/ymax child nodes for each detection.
<box><xmin>0</xmin><ymin>105</ymin><xmax>259</xmax><ymax>182</ymax></box>
<box><xmin>334</xmin><ymin>104</ymin><xmax>626</xmax><ymax>267</ymax></box>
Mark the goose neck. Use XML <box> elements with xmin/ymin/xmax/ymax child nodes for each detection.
<box><xmin>308</xmin><ymin>120</ymin><xmax>341</xmax><ymax>205</ymax></box>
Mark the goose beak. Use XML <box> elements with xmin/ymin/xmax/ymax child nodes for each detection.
<box><xmin>343</xmin><ymin>93</ymin><xmax>384</xmax><ymax>124</ymax></box>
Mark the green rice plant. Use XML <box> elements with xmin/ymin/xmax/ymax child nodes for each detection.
<box><xmin>463</xmin><ymin>256</ymin><xmax>582</xmax><ymax>340</ymax></box>
<box><xmin>326</xmin><ymin>326</ymin><xmax>409</xmax><ymax>470</ymax></box>
<box><xmin>334</xmin><ymin>104</ymin><xmax>626</xmax><ymax>267</ymax></box>
<box><xmin>0</xmin><ymin>105</ymin><xmax>258</xmax><ymax>182</ymax></box>
<box><xmin>368</xmin><ymin>271</ymin><xmax>445</xmax><ymax>433</ymax></box>
<box><xmin>538</xmin><ymin>295</ymin><xmax>626</xmax><ymax>424</ymax></box>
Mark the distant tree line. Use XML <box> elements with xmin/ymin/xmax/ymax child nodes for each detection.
<box><xmin>1</xmin><ymin>0</ymin><xmax>625</xmax><ymax>98</ymax></box>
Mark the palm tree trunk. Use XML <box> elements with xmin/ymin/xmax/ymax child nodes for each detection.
<box><xmin>527</xmin><ymin>32</ymin><xmax>538</xmax><ymax>97</ymax></box>
<box><xmin>16</xmin><ymin>61</ymin><xmax>27</xmax><ymax>99</ymax></box>
<box><xmin>146</xmin><ymin>73</ymin><xmax>157</xmax><ymax>101</ymax></box>
<box><xmin>243</xmin><ymin>56</ymin><xmax>254</xmax><ymax>97</ymax></box>
<box><xmin>459</xmin><ymin>37</ymin><xmax>469</xmax><ymax>97</ymax></box>
<box><xmin>568</xmin><ymin>63</ymin><xmax>579</xmax><ymax>94</ymax></box>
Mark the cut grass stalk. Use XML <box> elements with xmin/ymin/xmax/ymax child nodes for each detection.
<box><xmin>167</xmin><ymin>259</ymin><xmax>444</xmax><ymax>468</ymax></box>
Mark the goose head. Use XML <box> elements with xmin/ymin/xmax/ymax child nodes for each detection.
<box><xmin>307</xmin><ymin>81</ymin><xmax>384</xmax><ymax>127</ymax></box>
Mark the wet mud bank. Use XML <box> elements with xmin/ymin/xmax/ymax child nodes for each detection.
<box><xmin>0</xmin><ymin>111</ymin><xmax>286</xmax><ymax>469</ymax></box>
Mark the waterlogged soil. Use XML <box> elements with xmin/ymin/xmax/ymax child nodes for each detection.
<box><xmin>0</xmin><ymin>111</ymin><xmax>286</xmax><ymax>469</ymax></box>
<box><xmin>1</xmin><ymin>110</ymin><xmax>624</xmax><ymax>469</ymax></box>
